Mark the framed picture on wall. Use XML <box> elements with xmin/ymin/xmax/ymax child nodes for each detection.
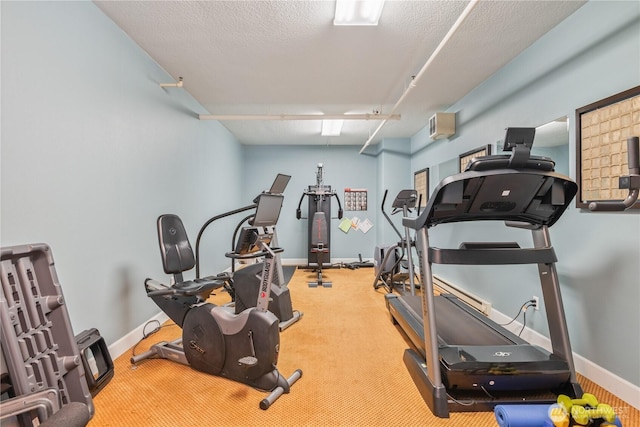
<box><xmin>459</xmin><ymin>145</ymin><xmax>492</xmax><ymax>172</ymax></box>
<box><xmin>413</xmin><ymin>168</ymin><xmax>429</xmax><ymax>207</ymax></box>
<box><xmin>575</xmin><ymin>85</ymin><xmax>640</xmax><ymax>209</ymax></box>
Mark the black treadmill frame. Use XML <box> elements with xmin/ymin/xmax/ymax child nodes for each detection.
<box><xmin>394</xmin><ymin>150</ymin><xmax>582</xmax><ymax>417</ymax></box>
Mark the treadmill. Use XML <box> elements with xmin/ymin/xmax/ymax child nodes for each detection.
<box><xmin>385</xmin><ymin>128</ymin><xmax>583</xmax><ymax>417</ymax></box>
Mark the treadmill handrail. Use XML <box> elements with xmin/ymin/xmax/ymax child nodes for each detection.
<box><xmin>428</xmin><ymin>246</ymin><xmax>557</xmax><ymax>265</ymax></box>
<box><xmin>403</xmin><ymin>168</ymin><xmax>577</xmax><ymax>231</ymax></box>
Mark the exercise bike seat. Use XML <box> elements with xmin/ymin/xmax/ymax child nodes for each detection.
<box><xmin>171</xmin><ymin>275</ymin><xmax>229</xmax><ymax>296</ymax></box>
<box><xmin>156</xmin><ymin>214</ymin><xmax>228</xmax><ymax>295</ymax></box>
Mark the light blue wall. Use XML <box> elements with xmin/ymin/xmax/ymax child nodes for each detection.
<box><xmin>1</xmin><ymin>2</ymin><xmax>244</xmax><ymax>345</ymax></box>
<box><xmin>242</xmin><ymin>145</ymin><xmax>379</xmax><ymax>262</ymax></box>
<box><xmin>410</xmin><ymin>1</ymin><xmax>640</xmax><ymax>386</ymax></box>
<box><xmin>372</xmin><ymin>138</ymin><xmax>413</xmax><ymax>245</ymax></box>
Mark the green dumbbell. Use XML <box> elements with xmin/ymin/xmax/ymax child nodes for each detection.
<box><xmin>570</xmin><ymin>403</ymin><xmax>616</xmax><ymax>425</ymax></box>
<box><xmin>557</xmin><ymin>393</ymin><xmax>599</xmax><ymax>411</ymax></box>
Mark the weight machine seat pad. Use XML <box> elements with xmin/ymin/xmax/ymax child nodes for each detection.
<box><xmin>157</xmin><ymin>214</ymin><xmax>196</xmax><ymax>274</ymax></box>
<box><xmin>311</xmin><ymin>212</ymin><xmax>329</xmax><ymax>250</ymax></box>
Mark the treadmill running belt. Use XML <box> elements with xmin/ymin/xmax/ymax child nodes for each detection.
<box><xmin>401</xmin><ymin>294</ymin><xmax>525</xmax><ymax>347</ymax></box>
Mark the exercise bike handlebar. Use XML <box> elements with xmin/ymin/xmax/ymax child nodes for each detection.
<box><xmin>226</xmin><ymin>247</ymin><xmax>284</xmax><ymax>259</ymax></box>
<box><xmin>588</xmin><ymin>136</ymin><xmax>640</xmax><ymax>212</ymax></box>
<box><xmin>195</xmin><ymin>203</ymin><xmax>257</xmax><ymax>278</ymax></box>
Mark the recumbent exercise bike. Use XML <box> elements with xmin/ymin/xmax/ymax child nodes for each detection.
<box><xmin>132</xmin><ymin>191</ymin><xmax>301</xmax><ymax>409</ymax></box>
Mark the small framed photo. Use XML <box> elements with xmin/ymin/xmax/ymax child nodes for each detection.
<box><xmin>413</xmin><ymin>168</ymin><xmax>429</xmax><ymax>207</ymax></box>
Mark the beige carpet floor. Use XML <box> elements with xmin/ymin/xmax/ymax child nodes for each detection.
<box><xmin>89</xmin><ymin>267</ymin><xmax>639</xmax><ymax>426</ymax></box>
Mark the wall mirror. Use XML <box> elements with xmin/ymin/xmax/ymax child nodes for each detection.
<box><xmin>531</xmin><ymin>116</ymin><xmax>570</xmax><ymax>176</ymax></box>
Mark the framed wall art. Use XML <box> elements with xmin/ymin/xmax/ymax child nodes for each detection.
<box><xmin>344</xmin><ymin>188</ymin><xmax>368</xmax><ymax>211</ymax></box>
<box><xmin>575</xmin><ymin>85</ymin><xmax>640</xmax><ymax>209</ymax></box>
<box><xmin>459</xmin><ymin>145</ymin><xmax>492</xmax><ymax>172</ymax></box>
<box><xmin>413</xmin><ymin>168</ymin><xmax>429</xmax><ymax>207</ymax></box>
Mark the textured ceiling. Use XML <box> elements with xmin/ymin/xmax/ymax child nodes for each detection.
<box><xmin>95</xmin><ymin>0</ymin><xmax>586</xmax><ymax>146</ymax></box>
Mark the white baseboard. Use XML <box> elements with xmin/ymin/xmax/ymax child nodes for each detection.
<box><xmin>108</xmin><ymin>311</ymin><xmax>169</xmax><ymax>361</ymax></box>
<box><xmin>490</xmin><ymin>309</ymin><xmax>640</xmax><ymax>410</ymax></box>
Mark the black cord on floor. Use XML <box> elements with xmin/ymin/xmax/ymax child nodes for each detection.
<box><xmin>130</xmin><ymin>320</ymin><xmax>177</xmax><ymax>359</ymax></box>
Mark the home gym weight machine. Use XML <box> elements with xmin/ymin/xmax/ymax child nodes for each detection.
<box><xmin>296</xmin><ymin>163</ymin><xmax>343</xmax><ymax>287</ymax></box>
<box><xmin>194</xmin><ymin>174</ymin><xmax>302</xmax><ymax>331</ymax></box>
<box><xmin>386</xmin><ymin>128</ymin><xmax>587</xmax><ymax>417</ymax></box>
<box><xmin>373</xmin><ymin>189</ymin><xmax>421</xmax><ymax>294</ymax></box>
<box><xmin>133</xmin><ymin>180</ymin><xmax>301</xmax><ymax>409</ymax></box>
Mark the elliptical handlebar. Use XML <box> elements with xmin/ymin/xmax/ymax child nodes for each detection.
<box><xmin>381</xmin><ymin>189</ymin><xmax>404</xmax><ymax>241</ymax></box>
<box><xmin>588</xmin><ymin>136</ymin><xmax>640</xmax><ymax>212</ymax></box>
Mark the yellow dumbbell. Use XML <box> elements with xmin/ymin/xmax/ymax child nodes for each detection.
<box><xmin>557</xmin><ymin>393</ymin><xmax>598</xmax><ymax>411</ymax></box>
<box><xmin>570</xmin><ymin>403</ymin><xmax>616</xmax><ymax>425</ymax></box>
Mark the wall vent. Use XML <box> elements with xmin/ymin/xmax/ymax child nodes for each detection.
<box><xmin>429</xmin><ymin>112</ymin><xmax>455</xmax><ymax>140</ymax></box>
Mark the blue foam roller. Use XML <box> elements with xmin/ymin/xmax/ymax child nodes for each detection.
<box><xmin>494</xmin><ymin>404</ymin><xmax>553</xmax><ymax>427</ymax></box>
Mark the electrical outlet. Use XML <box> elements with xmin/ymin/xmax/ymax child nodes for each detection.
<box><xmin>532</xmin><ymin>296</ymin><xmax>539</xmax><ymax>311</ymax></box>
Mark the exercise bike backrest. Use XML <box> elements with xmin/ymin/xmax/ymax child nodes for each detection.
<box><xmin>158</xmin><ymin>214</ymin><xmax>196</xmax><ymax>284</ymax></box>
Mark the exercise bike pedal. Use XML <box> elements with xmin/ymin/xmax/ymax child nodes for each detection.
<box><xmin>238</xmin><ymin>355</ymin><xmax>258</xmax><ymax>367</ymax></box>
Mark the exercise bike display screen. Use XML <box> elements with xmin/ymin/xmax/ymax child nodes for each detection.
<box><xmin>250</xmin><ymin>194</ymin><xmax>284</xmax><ymax>227</ymax></box>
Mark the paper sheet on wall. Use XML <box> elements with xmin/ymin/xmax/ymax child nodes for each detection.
<box><xmin>351</xmin><ymin>216</ymin><xmax>360</xmax><ymax>229</ymax></box>
<box><xmin>358</xmin><ymin>218</ymin><xmax>373</xmax><ymax>233</ymax></box>
<box><xmin>338</xmin><ymin>217</ymin><xmax>352</xmax><ymax>233</ymax></box>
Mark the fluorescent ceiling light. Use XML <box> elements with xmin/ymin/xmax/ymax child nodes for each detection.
<box><xmin>334</xmin><ymin>0</ymin><xmax>385</xmax><ymax>26</ymax></box>
<box><xmin>321</xmin><ymin>120</ymin><xmax>344</xmax><ymax>136</ymax></box>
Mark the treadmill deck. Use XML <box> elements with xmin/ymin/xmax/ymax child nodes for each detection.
<box><xmin>386</xmin><ymin>293</ymin><xmax>570</xmax><ymax>391</ymax></box>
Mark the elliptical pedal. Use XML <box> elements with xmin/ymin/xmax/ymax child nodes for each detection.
<box><xmin>239</xmin><ymin>330</ymin><xmax>258</xmax><ymax>368</ymax></box>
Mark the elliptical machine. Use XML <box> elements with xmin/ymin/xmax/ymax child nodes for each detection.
<box><xmin>373</xmin><ymin>189</ymin><xmax>421</xmax><ymax>294</ymax></box>
<box><xmin>194</xmin><ymin>174</ymin><xmax>302</xmax><ymax>331</ymax></box>
<box><xmin>133</xmin><ymin>190</ymin><xmax>301</xmax><ymax>409</ymax></box>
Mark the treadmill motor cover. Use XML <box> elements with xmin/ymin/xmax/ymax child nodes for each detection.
<box><xmin>439</xmin><ymin>345</ymin><xmax>571</xmax><ymax>391</ymax></box>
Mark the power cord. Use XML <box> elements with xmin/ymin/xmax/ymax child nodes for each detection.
<box><xmin>130</xmin><ymin>319</ymin><xmax>177</xmax><ymax>359</ymax></box>
<box><xmin>500</xmin><ymin>299</ymin><xmax>537</xmax><ymax>335</ymax></box>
